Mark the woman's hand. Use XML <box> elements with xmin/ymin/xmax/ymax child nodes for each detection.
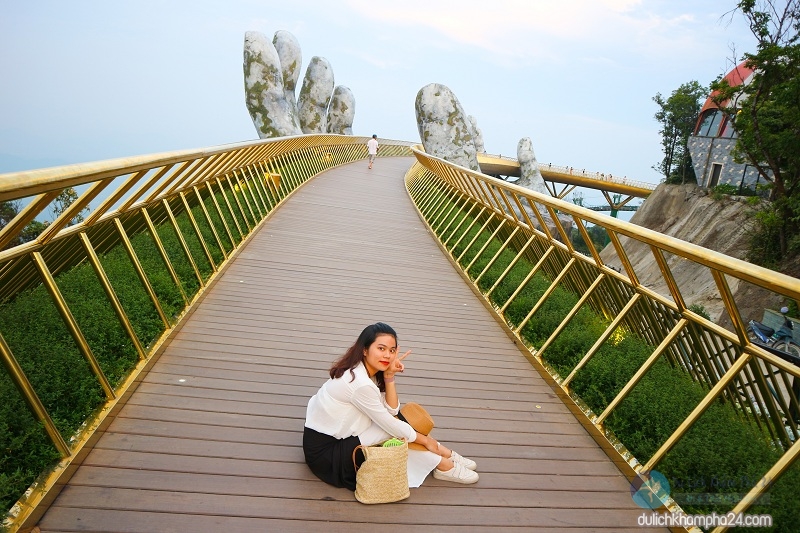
<box><xmin>384</xmin><ymin>349</ymin><xmax>411</xmax><ymax>378</ymax></box>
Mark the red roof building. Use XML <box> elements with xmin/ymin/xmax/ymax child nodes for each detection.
<box><xmin>688</xmin><ymin>61</ymin><xmax>762</xmax><ymax>189</ymax></box>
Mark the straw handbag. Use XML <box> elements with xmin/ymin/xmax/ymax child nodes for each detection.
<box><xmin>352</xmin><ymin>440</ymin><xmax>410</xmax><ymax>504</ymax></box>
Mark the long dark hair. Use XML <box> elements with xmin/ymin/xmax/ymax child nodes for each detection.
<box><xmin>330</xmin><ymin>323</ymin><xmax>397</xmax><ymax>392</ymax></box>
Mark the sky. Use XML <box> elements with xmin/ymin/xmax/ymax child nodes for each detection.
<box><xmin>0</xmin><ymin>0</ymin><xmax>758</xmax><ymax>208</ymax></box>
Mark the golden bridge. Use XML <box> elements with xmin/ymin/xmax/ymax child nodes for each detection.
<box><xmin>1</xmin><ymin>136</ymin><xmax>798</xmax><ymax>532</ymax></box>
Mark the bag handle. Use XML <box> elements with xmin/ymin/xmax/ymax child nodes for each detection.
<box><xmin>352</xmin><ymin>445</ymin><xmax>365</xmax><ymax>472</ymax></box>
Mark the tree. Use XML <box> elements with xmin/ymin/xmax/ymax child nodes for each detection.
<box><xmin>0</xmin><ymin>200</ymin><xmax>18</xmax><ymax>231</ymax></box>
<box><xmin>50</xmin><ymin>187</ymin><xmax>88</xmax><ymax>226</ymax></box>
<box><xmin>0</xmin><ymin>200</ymin><xmax>50</xmax><ymax>249</ymax></box>
<box><xmin>0</xmin><ymin>187</ymin><xmax>86</xmax><ymax>251</ymax></box>
<box><xmin>653</xmin><ymin>81</ymin><xmax>707</xmax><ymax>184</ymax></box>
<box><xmin>711</xmin><ymin>0</ymin><xmax>800</xmax><ymax>263</ymax></box>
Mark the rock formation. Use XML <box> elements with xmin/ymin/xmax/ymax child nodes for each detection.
<box><xmin>414</xmin><ymin>83</ymin><xmax>480</xmax><ymax>172</ymax></box>
<box><xmin>414</xmin><ymin>83</ymin><xmax>570</xmax><ymax>240</ymax></box>
<box><xmin>327</xmin><ymin>86</ymin><xmax>355</xmax><ymax>135</ymax></box>
<box><xmin>243</xmin><ymin>31</ymin><xmax>301</xmax><ymax>138</ymax></box>
<box><xmin>516</xmin><ymin>138</ymin><xmax>549</xmax><ymax>195</ymax></box>
<box><xmin>599</xmin><ymin>183</ymin><xmax>780</xmax><ymax>327</ymax></box>
<box><xmin>468</xmin><ymin>115</ymin><xmax>485</xmax><ymax>153</ymax></box>
<box><xmin>244</xmin><ymin>31</ymin><xmax>354</xmax><ymax>138</ymax></box>
<box><xmin>509</xmin><ymin>137</ymin><xmax>570</xmax><ymax>238</ymax></box>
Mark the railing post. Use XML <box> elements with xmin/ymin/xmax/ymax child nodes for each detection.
<box><xmin>215</xmin><ymin>177</ymin><xmax>245</xmax><ymax>239</ymax></box>
<box><xmin>79</xmin><ymin>232</ymin><xmax>147</xmax><ymax>360</ymax></box>
<box><xmin>179</xmin><ymin>192</ymin><xmax>218</xmax><ymax>272</ymax></box>
<box><xmin>162</xmin><ymin>198</ymin><xmax>205</xmax><ymax>287</ymax></box>
<box><xmin>465</xmin><ymin>220</ymin><xmax>507</xmax><ymax>274</ymax></box>
<box><xmin>31</xmin><ymin>251</ymin><xmax>115</xmax><ymax>399</ymax></box>
<box><xmin>114</xmin><ymin>218</ymin><xmax>171</xmax><ymax>327</ymax></box>
<box><xmin>142</xmin><ymin>207</ymin><xmax>189</xmax><ymax>304</ymax></box>
<box><xmin>0</xmin><ymin>331</ymin><xmax>71</xmax><ymax>457</ymax></box>
<box><xmin>474</xmin><ymin>227</ymin><xmax>519</xmax><ymax>285</ymax></box>
<box><xmin>498</xmin><ymin>247</ymin><xmax>554</xmax><ymax>314</ymax></box>
<box><xmin>562</xmin><ymin>293</ymin><xmax>641</xmax><ymax>387</ymax></box>
<box><xmin>192</xmin><ymin>185</ymin><xmax>229</xmax><ymax>259</ymax></box>
<box><xmin>225</xmin><ymin>175</ymin><xmax>253</xmax><ymax>231</ymax></box>
<box><xmin>514</xmin><ymin>258</ymin><xmax>576</xmax><ymax>334</ymax></box>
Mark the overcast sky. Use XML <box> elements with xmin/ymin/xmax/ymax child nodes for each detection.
<box><xmin>1</xmin><ymin>0</ymin><xmax>756</xmax><ymax>198</ymax></box>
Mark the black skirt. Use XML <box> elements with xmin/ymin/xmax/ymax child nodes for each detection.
<box><xmin>303</xmin><ymin>426</ymin><xmax>365</xmax><ymax>491</ymax></box>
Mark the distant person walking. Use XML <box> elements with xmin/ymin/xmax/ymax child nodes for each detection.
<box><xmin>367</xmin><ymin>134</ymin><xmax>379</xmax><ymax>169</ymax></box>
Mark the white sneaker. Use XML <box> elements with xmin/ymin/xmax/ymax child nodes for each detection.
<box><xmin>450</xmin><ymin>450</ymin><xmax>477</xmax><ymax>470</ymax></box>
<box><xmin>433</xmin><ymin>462</ymin><xmax>479</xmax><ymax>484</ymax></box>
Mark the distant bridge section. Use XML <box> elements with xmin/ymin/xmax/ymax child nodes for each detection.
<box><xmin>477</xmin><ymin>153</ymin><xmax>657</xmax><ymax>199</ymax></box>
<box><xmin>586</xmin><ymin>204</ymin><xmax>639</xmax><ymax>212</ymax></box>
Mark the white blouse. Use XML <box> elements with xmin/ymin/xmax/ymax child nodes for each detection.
<box><xmin>305</xmin><ymin>362</ymin><xmax>417</xmax><ymax>443</ymax></box>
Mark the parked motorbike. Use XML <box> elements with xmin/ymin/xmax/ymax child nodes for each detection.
<box><xmin>744</xmin><ymin>308</ymin><xmax>800</xmax><ymax>424</ymax></box>
<box><xmin>747</xmin><ymin>307</ymin><xmax>800</xmax><ymax>358</ymax></box>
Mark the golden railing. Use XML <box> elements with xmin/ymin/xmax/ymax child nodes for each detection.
<box><xmin>3</xmin><ymin>133</ymin><xmax>797</xmax><ymax>531</ymax></box>
<box><xmin>405</xmin><ymin>146</ymin><xmax>800</xmax><ymax>533</ymax></box>
<box><xmin>0</xmin><ymin>134</ymin><xmax>412</xmax><ymax>531</ymax></box>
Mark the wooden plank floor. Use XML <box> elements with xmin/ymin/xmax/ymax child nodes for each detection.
<box><xmin>37</xmin><ymin>157</ymin><xmax>665</xmax><ymax>532</ymax></box>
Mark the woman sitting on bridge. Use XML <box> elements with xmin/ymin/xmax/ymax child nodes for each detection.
<box><xmin>303</xmin><ymin>322</ymin><xmax>479</xmax><ymax>490</ymax></box>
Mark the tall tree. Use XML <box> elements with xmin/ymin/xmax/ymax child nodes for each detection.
<box><xmin>711</xmin><ymin>0</ymin><xmax>800</xmax><ymax>262</ymax></box>
<box><xmin>652</xmin><ymin>81</ymin><xmax>707</xmax><ymax>184</ymax></box>
<box><xmin>0</xmin><ymin>200</ymin><xmax>18</xmax><ymax>232</ymax></box>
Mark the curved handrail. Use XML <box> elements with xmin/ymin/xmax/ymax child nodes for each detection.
<box><xmin>405</xmin><ymin>145</ymin><xmax>800</xmax><ymax>529</ymax></box>
<box><xmin>3</xmin><ymin>133</ymin><xmax>798</xmax><ymax>531</ymax></box>
<box><xmin>0</xmin><ymin>134</ymin><xmax>412</xmax><ymax>530</ymax></box>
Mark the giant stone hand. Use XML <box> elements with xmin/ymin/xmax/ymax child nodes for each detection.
<box><xmin>243</xmin><ymin>31</ymin><xmax>302</xmax><ymax>138</ymax></box>
<box><xmin>516</xmin><ymin>137</ymin><xmax>549</xmax><ymax>195</ymax></box>
<box><xmin>244</xmin><ymin>30</ymin><xmax>355</xmax><ymax>138</ymax></box>
<box><xmin>415</xmin><ymin>83</ymin><xmax>480</xmax><ymax>172</ymax></box>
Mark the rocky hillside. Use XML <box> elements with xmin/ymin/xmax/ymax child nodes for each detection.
<box><xmin>598</xmin><ymin>183</ymin><xmax>783</xmax><ymax>328</ymax></box>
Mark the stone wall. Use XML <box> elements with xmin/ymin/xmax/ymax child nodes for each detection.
<box><xmin>688</xmin><ymin>135</ymin><xmax>762</xmax><ymax>189</ymax></box>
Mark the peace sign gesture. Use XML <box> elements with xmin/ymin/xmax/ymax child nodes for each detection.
<box><xmin>385</xmin><ymin>349</ymin><xmax>411</xmax><ymax>377</ymax></box>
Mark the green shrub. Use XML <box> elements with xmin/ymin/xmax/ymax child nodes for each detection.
<box><xmin>0</xmin><ymin>150</ymin><xmax>329</xmax><ymax>519</ymax></box>
<box><xmin>688</xmin><ymin>303</ymin><xmax>711</xmax><ymax>321</ymax></box>
<box><xmin>422</xmin><ymin>190</ymin><xmax>800</xmax><ymax>528</ymax></box>
<box><xmin>99</xmin><ymin>245</ymin><xmax>164</xmax><ymax>347</ymax></box>
<box><xmin>711</xmin><ymin>183</ymin><xmax>742</xmax><ymax>199</ymax></box>
<box><xmin>0</xmin><ymin>285</ymin><xmax>107</xmax><ymax>514</ymax></box>
<box><xmin>0</xmin><ymin>186</ymin><xmax>254</xmax><ymax>516</ymax></box>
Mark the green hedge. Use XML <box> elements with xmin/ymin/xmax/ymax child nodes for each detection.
<box><xmin>0</xmin><ymin>192</ymin><xmax>234</xmax><ymax>518</ymax></box>
<box><xmin>422</xmin><ymin>190</ymin><xmax>799</xmax><ymax>531</ymax></box>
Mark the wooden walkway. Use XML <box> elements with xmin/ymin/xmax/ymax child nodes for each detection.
<box><xmin>37</xmin><ymin>157</ymin><xmax>664</xmax><ymax>532</ymax></box>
